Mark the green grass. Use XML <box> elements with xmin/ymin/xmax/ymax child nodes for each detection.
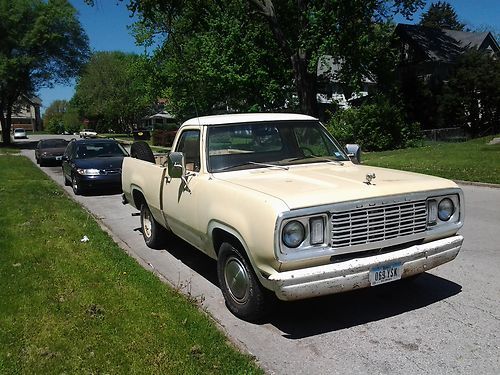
<box><xmin>363</xmin><ymin>135</ymin><xmax>500</xmax><ymax>184</ymax></box>
<box><xmin>0</xmin><ymin>155</ymin><xmax>262</xmax><ymax>374</ymax></box>
<box><xmin>0</xmin><ymin>147</ymin><xmax>19</xmax><ymax>155</ymax></box>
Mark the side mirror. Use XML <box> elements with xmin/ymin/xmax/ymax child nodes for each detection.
<box><xmin>345</xmin><ymin>144</ymin><xmax>361</xmax><ymax>164</ymax></box>
<box><xmin>167</xmin><ymin>151</ymin><xmax>185</xmax><ymax>179</ymax></box>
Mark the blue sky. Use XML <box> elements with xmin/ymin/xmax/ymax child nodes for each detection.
<box><xmin>38</xmin><ymin>0</ymin><xmax>499</xmax><ymax>113</ymax></box>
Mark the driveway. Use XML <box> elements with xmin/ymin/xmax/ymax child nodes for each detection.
<box><xmin>20</xmin><ymin>137</ymin><xmax>500</xmax><ymax>374</ymax></box>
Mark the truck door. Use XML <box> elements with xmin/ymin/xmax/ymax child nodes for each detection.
<box><xmin>162</xmin><ymin>129</ymin><xmax>203</xmax><ymax>248</ymax></box>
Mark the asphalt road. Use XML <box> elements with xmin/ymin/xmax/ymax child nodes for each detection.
<box><xmin>17</xmin><ymin>135</ymin><xmax>500</xmax><ymax>374</ymax></box>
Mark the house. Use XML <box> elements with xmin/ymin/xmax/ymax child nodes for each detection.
<box><xmin>395</xmin><ymin>23</ymin><xmax>499</xmax><ymax>82</ymax></box>
<box><xmin>142</xmin><ymin>110</ymin><xmax>178</xmax><ymax>131</ymax></box>
<box><xmin>316</xmin><ymin>56</ymin><xmax>376</xmax><ymax>114</ymax></box>
<box><xmin>5</xmin><ymin>95</ymin><xmax>43</xmax><ymax>132</ymax></box>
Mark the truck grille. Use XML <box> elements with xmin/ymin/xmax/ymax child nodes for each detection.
<box><xmin>330</xmin><ymin>200</ymin><xmax>427</xmax><ymax>248</ymax></box>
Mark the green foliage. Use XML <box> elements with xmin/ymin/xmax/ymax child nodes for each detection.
<box><xmin>0</xmin><ymin>0</ymin><xmax>89</xmax><ymax>144</ymax></box>
<box><xmin>62</xmin><ymin>107</ymin><xmax>81</xmax><ymax>134</ymax></box>
<box><xmin>72</xmin><ymin>52</ymin><xmax>151</xmax><ymax>132</ymax></box>
<box><xmin>419</xmin><ymin>1</ymin><xmax>465</xmax><ymax>30</ymax></box>
<box><xmin>327</xmin><ymin>96</ymin><xmax>421</xmax><ymax>151</ymax></box>
<box><xmin>45</xmin><ymin>117</ymin><xmax>65</xmax><ymax>134</ymax></box>
<box><xmin>439</xmin><ymin>50</ymin><xmax>500</xmax><ymax>137</ymax></box>
<box><xmin>126</xmin><ymin>0</ymin><xmax>424</xmax><ymax>116</ymax></box>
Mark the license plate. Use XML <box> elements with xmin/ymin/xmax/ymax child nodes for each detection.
<box><xmin>369</xmin><ymin>262</ymin><xmax>402</xmax><ymax>286</ymax></box>
<box><xmin>56</xmin><ymin>156</ymin><xmax>62</xmax><ymax>160</ymax></box>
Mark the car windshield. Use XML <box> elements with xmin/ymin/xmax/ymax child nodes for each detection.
<box><xmin>75</xmin><ymin>142</ymin><xmax>127</xmax><ymax>159</ymax></box>
<box><xmin>15</xmin><ymin>129</ymin><xmax>24</xmax><ymax>133</ymax></box>
<box><xmin>42</xmin><ymin>140</ymin><xmax>68</xmax><ymax>148</ymax></box>
<box><xmin>207</xmin><ymin>120</ymin><xmax>349</xmax><ymax>172</ymax></box>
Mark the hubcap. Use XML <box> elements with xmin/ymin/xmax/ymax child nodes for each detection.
<box><xmin>72</xmin><ymin>177</ymin><xmax>78</xmax><ymax>191</ymax></box>
<box><xmin>224</xmin><ymin>256</ymin><xmax>250</xmax><ymax>303</ymax></box>
<box><xmin>142</xmin><ymin>209</ymin><xmax>152</xmax><ymax>238</ymax></box>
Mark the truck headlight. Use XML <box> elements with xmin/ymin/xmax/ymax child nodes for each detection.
<box><xmin>282</xmin><ymin>221</ymin><xmax>305</xmax><ymax>248</ymax></box>
<box><xmin>438</xmin><ymin>198</ymin><xmax>454</xmax><ymax>221</ymax></box>
<box><xmin>77</xmin><ymin>168</ymin><xmax>100</xmax><ymax>176</ymax></box>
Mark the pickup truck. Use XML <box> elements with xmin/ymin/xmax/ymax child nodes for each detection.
<box><xmin>122</xmin><ymin>113</ymin><xmax>464</xmax><ymax>321</ymax></box>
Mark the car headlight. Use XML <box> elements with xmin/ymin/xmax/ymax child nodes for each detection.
<box><xmin>76</xmin><ymin>168</ymin><xmax>100</xmax><ymax>176</ymax></box>
<box><xmin>438</xmin><ymin>198</ymin><xmax>455</xmax><ymax>221</ymax></box>
<box><xmin>282</xmin><ymin>220</ymin><xmax>305</xmax><ymax>248</ymax></box>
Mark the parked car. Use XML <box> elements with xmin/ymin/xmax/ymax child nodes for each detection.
<box><xmin>35</xmin><ymin>138</ymin><xmax>69</xmax><ymax>166</ymax></box>
<box><xmin>13</xmin><ymin>128</ymin><xmax>27</xmax><ymax>139</ymax></box>
<box><xmin>79</xmin><ymin>129</ymin><xmax>97</xmax><ymax>138</ymax></box>
<box><xmin>62</xmin><ymin>139</ymin><xmax>128</xmax><ymax>195</ymax></box>
<box><xmin>122</xmin><ymin>113</ymin><xmax>464</xmax><ymax>321</ymax></box>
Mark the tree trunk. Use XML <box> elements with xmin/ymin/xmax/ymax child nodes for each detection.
<box><xmin>291</xmin><ymin>52</ymin><xmax>318</xmax><ymax>117</ymax></box>
<box><xmin>0</xmin><ymin>103</ymin><xmax>12</xmax><ymax>145</ymax></box>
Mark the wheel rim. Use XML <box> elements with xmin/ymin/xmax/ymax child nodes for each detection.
<box><xmin>224</xmin><ymin>256</ymin><xmax>250</xmax><ymax>304</ymax></box>
<box><xmin>72</xmin><ymin>176</ymin><xmax>78</xmax><ymax>192</ymax></box>
<box><xmin>142</xmin><ymin>208</ymin><xmax>153</xmax><ymax>239</ymax></box>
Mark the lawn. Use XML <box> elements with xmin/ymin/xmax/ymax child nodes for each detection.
<box><xmin>363</xmin><ymin>136</ymin><xmax>500</xmax><ymax>184</ymax></box>
<box><xmin>0</xmin><ymin>155</ymin><xmax>262</xmax><ymax>374</ymax></box>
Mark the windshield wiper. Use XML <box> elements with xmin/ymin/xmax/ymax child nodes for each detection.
<box><xmin>286</xmin><ymin>155</ymin><xmax>345</xmax><ymax>165</ymax></box>
<box><xmin>214</xmin><ymin>161</ymin><xmax>289</xmax><ymax>172</ymax></box>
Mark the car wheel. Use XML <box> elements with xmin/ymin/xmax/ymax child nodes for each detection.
<box><xmin>140</xmin><ymin>203</ymin><xmax>166</xmax><ymax>249</ymax></box>
<box><xmin>217</xmin><ymin>242</ymin><xmax>270</xmax><ymax>321</ymax></box>
<box><xmin>63</xmin><ymin>171</ymin><xmax>71</xmax><ymax>186</ymax></box>
<box><xmin>130</xmin><ymin>141</ymin><xmax>155</xmax><ymax>163</ymax></box>
<box><xmin>72</xmin><ymin>175</ymin><xmax>83</xmax><ymax>195</ymax></box>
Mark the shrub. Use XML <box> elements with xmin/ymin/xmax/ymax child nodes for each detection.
<box><xmin>152</xmin><ymin>129</ymin><xmax>177</xmax><ymax>147</ymax></box>
<box><xmin>326</xmin><ymin>96</ymin><xmax>421</xmax><ymax>151</ymax></box>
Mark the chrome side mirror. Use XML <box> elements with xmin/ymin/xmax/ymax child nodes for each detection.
<box><xmin>345</xmin><ymin>144</ymin><xmax>361</xmax><ymax>164</ymax></box>
<box><xmin>167</xmin><ymin>152</ymin><xmax>185</xmax><ymax>179</ymax></box>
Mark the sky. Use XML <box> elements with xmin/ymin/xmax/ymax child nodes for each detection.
<box><xmin>38</xmin><ymin>0</ymin><xmax>500</xmax><ymax>113</ymax></box>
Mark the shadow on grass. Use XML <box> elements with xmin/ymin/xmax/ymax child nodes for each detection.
<box><xmin>156</xmin><ymin>236</ymin><xmax>461</xmax><ymax>337</ymax></box>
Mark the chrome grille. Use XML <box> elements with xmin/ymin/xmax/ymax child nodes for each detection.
<box><xmin>330</xmin><ymin>200</ymin><xmax>427</xmax><ymax>248</ymax></box>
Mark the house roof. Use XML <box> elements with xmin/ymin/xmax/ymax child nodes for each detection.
<box><xmin>317</xmin><ymin>56</ymin><xmax>376</xmax><ymax>83</ymax></box>
<box><xmin>396</xmin><ymin>24</ymin><xmax>499</xmax><ymax>63</ymax></box>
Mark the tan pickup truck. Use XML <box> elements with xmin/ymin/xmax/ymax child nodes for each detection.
<box><xmin>122</xmin><ymin>113</ymin><xmax>464</xmax><ymax>321</ymax></box>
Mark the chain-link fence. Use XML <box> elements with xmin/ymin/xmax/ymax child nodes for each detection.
<box><xmin>421</xmin><ymin>127</ymin><xmax>468</xmax><ymax>142</ymax></box>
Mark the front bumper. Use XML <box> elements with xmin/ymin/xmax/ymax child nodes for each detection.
<box><xmin>269</xmin><ymin>235</ymin><xmax>463</xmax><ymax>301</ymax></box>
<box><xmin>76</xmin><ymin>173</ymin><xmax>122</xmax><ymax>190</ymax></box>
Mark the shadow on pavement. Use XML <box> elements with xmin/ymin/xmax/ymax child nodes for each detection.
<box><xmin>269</xmin><ymin>273</ymin><xmax>461</xmax><ymax>339</ymax></box>
<box><xmin>155</xmin><ymin>236</ymin><xmax>461</xmax><ymax>337</ymax></box>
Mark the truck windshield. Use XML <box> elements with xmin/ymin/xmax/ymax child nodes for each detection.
<box><xmin>207</xmin><ymin>120</ymin><xmax>349</xmax><ymax>172</ymax></box>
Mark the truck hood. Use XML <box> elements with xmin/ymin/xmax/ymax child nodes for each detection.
<box><xmin>213</xmin><ymin>163</ymin><xmax>458</xmax><ymax>210</ymax></box>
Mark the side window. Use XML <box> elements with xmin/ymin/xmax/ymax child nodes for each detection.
<box><xmin>176</xmin><ymin>130</ymin><xmax>200</xmax><ymax>172</ymax></box>
<box><xmin>65</xmin><ymin>143</ymin><xmax>73</xmax><ymax>158</ymax></box>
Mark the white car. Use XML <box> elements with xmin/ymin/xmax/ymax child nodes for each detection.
<box><xmin>79</xmin><ymin>129</ymin><xmax>97</xmax><ymax>138</ymax></box>
<box><xmin>13</xmin><ymin>128</ymin><xmax>27</xmax><ymax>139</ymax></box>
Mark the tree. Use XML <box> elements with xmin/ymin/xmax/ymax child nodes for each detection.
<box><xmin>43</xmin><ymin>99</ymin><xmax>69</xmax><ymax>133</ymax></box>
<box><xmin>419</xmin><ymin>1</ymin><xmax>465</xmax><ymax>30</ymax></box>
<box><xmin>440</xmin><ymin>50</ymin><xmax>500</xmax><ymax>137</ymax></box>
<box><xmin>0</xmin><ymin>0</ymin><xmax>89</xmax><ymax>144</ymax></box>
<box><xmin>72</xmin><ymin>52</ymin><xmax>151</xmax><ymax>132</ymax></box>
<box><xmin>125</xmin><ymin>0</ymin><xmax>424</xmax><ymax>117</ymax></box>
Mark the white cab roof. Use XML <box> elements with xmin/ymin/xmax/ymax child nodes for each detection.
<box><xmin>182</xmin><ymin>113</ymin><xmax>317</xmax><ymax>126</ymax></box>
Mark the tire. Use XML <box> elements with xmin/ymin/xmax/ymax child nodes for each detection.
<box><xmin>72</xmin><ymin>174</ymin><xmax>83</xmax><ymax>195</ymax></box>
<box><xmin>217</xmin><ymin>242</ymin><xmax>270</xmax><ymax>321</ymax></box>
<box><xmin>130</xmin><ymin>141</ymin><xmax>155</xmax><ymax>163</ymax></box>
<box><xmin>39</xmin><ymin>159</ymin><xmax>46</xmax><ymax>167</ymax></box>
<box><xmin>63</xmin><ymin>170</ymin><xmax>71</xmax><ymax>186</ymax></box>
<box><xmin>140</xmin><ymin>203</ymin><xmax>166</xmax><ymax>249</ymax></box>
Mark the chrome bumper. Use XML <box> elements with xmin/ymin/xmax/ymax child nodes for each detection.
<box><xmin>269</xmin><ymin>235</ymin><xmax>463</xmax><ymax>301</ymax></box>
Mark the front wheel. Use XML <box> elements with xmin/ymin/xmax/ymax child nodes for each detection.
<box><xmin>140</xmin><ymin>203</ymin><xmax>166</xmax><ymax>249</ymax></box>
<box><xmin>217</xmin><ymin>242</ymin><xmax>270</xmax><ymax>321</ymax></box>
<box><xmin>72</xmin><ymin>175</ymin><xmax>83</xmax><ymax>195</ymax></box>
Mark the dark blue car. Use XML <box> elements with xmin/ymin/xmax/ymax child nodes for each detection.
<box><xmin>62</xmin><ymin>138</ymin><xmax>129</xmax><ymax>195</ymax></box>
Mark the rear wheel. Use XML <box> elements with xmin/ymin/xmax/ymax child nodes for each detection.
<box><xmin>140</xmin><ymin>203</ymin><xmax>166</xmax><ymax>249</ymax></box>
<box><xmin>131</xmin><ymin>141</ymin><xmax>155</xmax><ymax>163</ymax></box>
<box><xmin>217</xmin><ymin>242</ymin><xmax>270</xmax><ymax>321</ymax></box>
